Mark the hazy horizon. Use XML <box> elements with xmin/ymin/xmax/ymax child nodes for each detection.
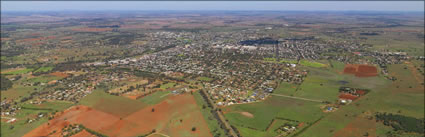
<box><xmin>2</xmin><ymin>1</ymin><xmax>424</xmax><ymax>12</ymax></box>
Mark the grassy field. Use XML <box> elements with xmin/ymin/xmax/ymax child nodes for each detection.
<box><xmin>160</xmin><ymin>82</ymin><xmax>176</xmax><ymax>89</ymax></box>
<box><xmin>224</xmin><ymin>60</ymin><xmax>403</xmax><ymax>137</ymax></box>
<box><xmin>26</xmin><ymin>75</ymin><xmax>62</xmax><ymax>83</ymax></box>
<box><xmin>193</xmin><ymin>92</ymin><xmax>227</xmax><ymax>137</ymax></box>
<box><xmin>33</xmin><ymin>66</ymin><xmax>54</xmax><ymax>73</ymax></box>
<box><xmin>0</xmin><ymin>101</ymin><xmax>74</xmax><ymax>137</ymax></box>
<box><xmin>1</xmin><ymin>68</ymin><xmax>34</xmax><ymax>75</ymax></box>
<box><xmin>297</xmin><ymin>61</ymin><xmax>424</xmax><ymax>137</ymax></box>
<box><xmin>78</xmin><ymin>89</ymin><xmax>147</xmax><ymax>118</ymax></box>
<box><xmin>299</xmin><ymin>60</ymin><xmax>326</xmax><ymax>68</ymax></box>
<box><xmin>198</xmin><ymin>77</ymin><xmax>213</xmax><ymax>82</ymax></box>
<box><xmin>224</xmin><ymin>95</ymin><xmax>324</xmax><ymax>137</ymax></box>
<box><xmin>138</xmin><ymin>91</ymin><xmax>171</xmax><ymax>105</ymax></box>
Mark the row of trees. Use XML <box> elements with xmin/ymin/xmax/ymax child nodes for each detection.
<box><xmin>0</xmin><ymin>75</ymin><xmax>13</xmax><ymax>91</ymax></box>
<box><xmin>375</xmin><ymin>112</ymin><xmax>424</xmax><ymax>134</ymax></box>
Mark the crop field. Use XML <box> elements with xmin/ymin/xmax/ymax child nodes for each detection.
<box><xmin>343</xmin><ymin>64</ymin><xmax>378</xmax><ymax>77</ymax></box>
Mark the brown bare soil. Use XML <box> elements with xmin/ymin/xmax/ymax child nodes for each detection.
<box><xmin>49</xmin><ymin>72</ymin><xmax>70</xmax><ymax>78</ymax></box>
<box><xmin>240</xmin><ymin>112</ymin><xmax>254</xmax><ymax>118</ymax></box>
<box><xmin>23</xmin><ymin>105</ymin><xmax>121</xmax><ymax>137</ymax></box>
<box><xmin>101</xmin><ymin>94</ymin><xmax>212</xmax><ymax>137</ymax></box>
<box><xmin>343</xmin><ymin>64</ymin><xmax>378</xmax><ymax>77</ymax></box>
<box><xmin>71</xmin><ymin>130</ymin><xmax>96</xmax><ymax>137</ymax></box>
<box><xmin>338</xmin><ymin>93</ymin><xmax>359</xmax><ymax>100</ymax></box>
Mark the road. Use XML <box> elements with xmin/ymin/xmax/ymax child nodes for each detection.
<box><xmin>271</xmin><ymin>93</ymin><xmax>323</xmax><ymax>103</ymax></box>
<box><xmin>200</xmin><ymin>89</ymin><xmax>239</xmax><ymax>137</ymax></box>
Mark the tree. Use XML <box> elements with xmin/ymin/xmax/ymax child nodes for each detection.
<box><xmin>192</xmin><ymin>127</ymin><xmax>197</xmax><ymax>131</ymax></box>
<box><xmin>152</xmin><ymin>108</ymin><xmax>155</xmax><ymax>112</ymax></box>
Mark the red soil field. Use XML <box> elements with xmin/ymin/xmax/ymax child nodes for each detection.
<box><xmin>49</xmin><ymin>72</ymin><xmax>70</xmax><ymax>78</ymax></box>
<box><xmin>72</xmin><ymin>28</ymin><xmax>113</xmax><ymax>32</ymax></box>
<box><xmin>71</xmin><ymin>130</ymin><xmax>96</xmax><ymax>137</ymax></box>
<box><xmin>25</xmin><ymin>94</ymin><xmax>212</xmax><ymax>137</ymax></box>
<box><xmin>100</xmin><ymin>94</ymin><xmax>212</xmax><ymax>137</ymax></box>
<box><xmin>343</xmin><ymin>64</ymin><xmax>378</xmax><ymax>77</ymax></box>
<box><xmin>356</xmin><ymin>90</ymin><xmax>366</xmax><ymax>96</ymax></box>
<box><xmin>338</xmin><ymin>93</ymin><xmax>359</xmax><ymax>100</ymax></box>
<box><xmin>23</xmin><ymin>105</ymin><xmax>121</xmax><ymax>137</ymax></box>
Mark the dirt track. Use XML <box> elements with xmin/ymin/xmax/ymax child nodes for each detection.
<box><xmin>271</xmin><ymin>93</ymin><xmax>323</xmax><ymax>103</ymax></box>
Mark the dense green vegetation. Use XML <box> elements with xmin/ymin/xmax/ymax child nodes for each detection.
<box><xmin>1</xmin><ymin>75</ymin><xmax>13</xmax><ymax>90</ymax></box>
<box><xmin>376</xmin><ymin>113</ymin><xmax>424</xmax><ymax>134</ymax></box>
<box><xmin>193</xmin><ymin>92</ymin><xmax>227</xmax><ymax>137</ymax></box>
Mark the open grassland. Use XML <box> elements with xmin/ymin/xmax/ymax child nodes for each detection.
<box><xmin>363</xmin><ymin>29</ymin><xmax>424</xmax><ymax>56</ymax></box>
<box><xmin>299</xmin><ymin>60</ymin><xmax>326</xmax><ymax>68</ymax></box>
<box><xmin>138</xmin><ymin>90</ymin><xmax>171</xmax><ymax>105</ymax></box>
<box><xmin>224</xmin><ymin>95</ymin><xmax>323</xmax><ymax>137</ymax></box>
<box><xmin>1</xmin><ymin>85</ymin><xmax>41</xmax><ymax>100</ymax></box>
<box><xmin>1</xmin><ymin>101</ymin><xmax>73</xmax><ymax>137</ymax></box>
<box><xmin>1</xmin><ymin>68</ymin><xmax>34</xmax><ymax>75</ymax></box>
<box><xmin>33</xmin><ymin>67</ymin><xmax>54</xmax><ymax>73</ymax></box>
<box><xmin>276</xmin><ymin>62</ymin><xmax>387</xmax><ymax>103</ymax></box>
<box><xmin>78</xmin><ymin>89</ymin><xmax>147</xmax><ymax>118</ymax></box>
<box><xmin>224</xmin><ymin>60</ymin><xmax>399</xmax><ymax>137</ymax></box>
<box><xmin>26</xmin><ymin>75</ymin><xmax>62</xmax><ymax>83</ymax></box>
<box><xmin>160</xmin><ymin>82</ymin><xmax>176</xmax><ymax>89</ymax></box>
<box><xmin>298</xmin><ymin>61</ymin><xmax>424</xmax><ymax>137</ymax></box>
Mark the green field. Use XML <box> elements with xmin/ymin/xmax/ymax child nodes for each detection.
<box><xmin>34</xmin><ymin>67</ymin><xmax>54</xmax><ymax>73</ymax></box>
<box><xmin>224</xmin><ymin>95</ymin><xmax>324</xmax><ymax>137</ymax></box>
<box><xmin>160</xmin><ymin>82</ymin><xmax>176</xmax><ymax>89</ymax></box>
<box><xmin>299</xmin><ymin>60</ymin><xmax>326</xmax><ymax>68</ymax></box>
<box><xmin>138</xmin><ymin>91</ymin><xmax>171</xmax><ymax>105</ymax></box>
<box><xmin>1</xmin><ymin>101</ymin><xmax>73</xmax><ymax>137</ymax></box>
<box><xmin>26</xmin><ymin>75</ymin><xmax>62</xmax><ymax>83</ymax></box>
<box><xmin>2</xmin><ymin>68</ymin><xmax>34</xmax><ymax>75</ymax></box>
<box><xmin>198</xmin><ymin>77</ymin><xmax>213</xmax><ymax>82</ymax></box>
<box><xmin>298</xmin><ymin>62</ymin><xmax>424</xmax><ymax>137</ymax></box>
<box><xmin>78</xmin><ymin>89</ymin><xmax>147</xmax><ymax>118</ymax></box>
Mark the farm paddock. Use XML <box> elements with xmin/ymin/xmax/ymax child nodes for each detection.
<box><xmin>24</xmin><ymin>93</ymin><xmax>211</xmax><ymax>137</ymax></box>
<box><xmin>343</xmin><ymin>64</ymin><xmax>378</xmax><ymax>77</ymax></box>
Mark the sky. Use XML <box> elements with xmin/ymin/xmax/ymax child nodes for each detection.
<box><xmin>1</xmin><ymin>1</ymin><xmax>424</xmax><ymax>12</ymax></box>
